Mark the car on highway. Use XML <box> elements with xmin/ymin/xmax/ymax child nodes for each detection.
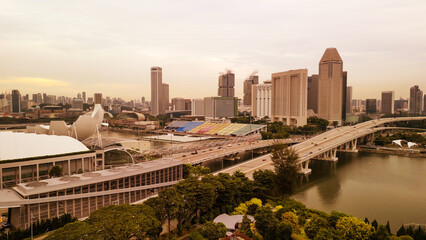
<box><xmin>182</xmin><ymin>155</ymin><xmax>187</xmax><ymax>157</ymax></box>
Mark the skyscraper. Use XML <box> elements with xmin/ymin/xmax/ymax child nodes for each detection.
<box><xmin>151</xmin><ymin>67</ymin><xmax>163</xmax><ymax>116</ymax></box>
<box><xmin>218</xmin><ymin>71</ymin><xmax>235</xmax><ymax>97</ymax></box>
<box><xmin>11</xmin><ymin>90</ymin><xmax>21</xmax><ymax>113</ymax></box>
<box><xmin>307</xmin><ymin>74</ymin><xmax>319</xmax><ymax>113</ymax></box>
<box><xmin>252</xmin><ymin>81</ymin><xmax>272</xmax><ymax>119</ymax></box>
<box><xmin>171</xmin><ymin>97</ymin><xmax>186</xmax><ymax>110</ymax></box>
<box><xmin>94</xmin><ymin>93</ymin><xmax>102</xmax><ymax>105</ymax></box>
<box><xmin>381</xmin><ymin>91</ymin><xmax>394</xmax><ymax>114</ymax></box>
<box><xmin>409</xmin><ymin>85</ymin><xmax>423</xmax><ymax>115</ymax></box>
<box><xmin>318</xmin><ymin>48</ymin><xmax>344</xmax><ymax>125</ymax></box>
<box><xmin>271</xmin><ymin>69</ymin><xmax>308</xmax><ymax>127</ymax></box>
<box><xmin>342</xmin><ymin>71</ymin><xmax>347</xmax><ymax>121</ymax></box>
<box><xmin>162</xmin><ymin>83</ymin><xmax>169</xmax><ymax>112</ymax></box>
<box><xmin>346</xmin><ymin>86</ymin><xmax>352</xmax><ymax>114</ymax></box>
<box><xmin>243</xmin><ymin>74</ymin><xmax>259</xmax><ymax>105</ymax></box>
<box><xmin>82</xmin><ymin>92</ymin><xmax>86</xmax><ymax>103</ymax></box>
<box><xmin>366</xmin><ymin>99</ymin><xmax>377</xmax><ymax>114</ymax></box>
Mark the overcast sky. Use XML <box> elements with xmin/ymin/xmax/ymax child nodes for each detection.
<box><xmin>0</xmin><ymin>0</ymin><xmax>425</xmax><ymax>101</ymax></box>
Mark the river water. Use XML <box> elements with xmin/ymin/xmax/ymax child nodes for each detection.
<box><xmin>291</xmin><ymin>152</ymin><xmax>426</xmax><ymax>232</ymax></box>
<box><xmin>101</xmin><ymin>130</ymin><xmax>426</xmax><ymax>232</ymax></box>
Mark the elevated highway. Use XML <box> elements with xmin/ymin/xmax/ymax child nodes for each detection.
<box><xmin>215</xmin><ymin>116</ymin><xmax>426</xmax><ymax>178</ymax></box>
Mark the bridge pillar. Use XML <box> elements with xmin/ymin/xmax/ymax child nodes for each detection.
<box><xmin>337</xmin><ymin>139</ymin><xmax>359</xmax><ymax>153</ymax></box>
<box><xmin>314</xmin><ymin>149</ymin><xmax>338</xmax><ymax>161</ymax></box>
<box><xmin>298</xmin><ymin>161</ymin><xmax>311</xmax><ymax>175</ymax></box>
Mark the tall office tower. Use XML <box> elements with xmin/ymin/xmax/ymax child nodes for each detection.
<box><xmin>243</xmin><ymin>74</ymin><xmax>259</xmax><ymax>105</ymax></box>
<box><xmin>191</xmin><ymin>99</ymin><xmax>204</xmax><ymax>116</ymax></box>
<box><xmin>366</xmin><ymin>99</ymin><xmax>377</xmax><ymax>114</ymax></box>
<box><xmin>424</xmin><ymin>95</ymin><xmax>426</xmax><ymax>114</ymax></box>
<box><xmin>141</xmin><ymin>97</ymin><xmax>145</xmax><ymax>103</ymax></box>
<box><xmin>151</xmin><ymin>67</ymin><xmax>163</xmax><ymax>116</ymax></box>
<box><xmin>184</xmin><ymin>99</ymin><xmax>192</xmax><ymax>111</ymax></box>
<box><xmin>171</xmin><ymin>97</ymin><xmax>186</xmax><ymax>110</ymax></box>
<box><xmin>94</xmin><ymin>93</ymin><xmax>102</xmax><ymax>105</ymax></box>
<box><xmin>271</xmin><ymin>69</ymin><xmax>308</xmax><ymax>127</ymax></box>
<box><xmin>204</xmin><ymin>97</ymin><xmax>238</xmax><ymax>119</ymax></box>
<box><xmin>32</xmin><ymin>93</ymin><xmax>42</xmax><ymax>104</ymax></box>
<box><xmin>46</xmin><ymin>95</ymin><xmax>57</xmax><ymax>105</ymax></box>
<box><xmin>252</xmin><ymin>81</ymin><xmax>272</xmax><ymax>118</ymax></box>
<box><xmin>346</xmin><ymin>86</ymin><xmax>353</xmax><ymax>114</ymax></box>
<box><xmin>218</xmin><ymin>71</ymin><xmax>235</xmax><ymax>97</ymax></box>
<box><xmin>162</xmin><ymin>83</ymin><xmax>169</xmax><ymax>112</ymax></box>
<box><xmin>72</xmin><ymin>98</ymin><xmax>84</xmax><ymax>110</ymax></box>
<box><xmin>318</xmin><ymin>48</ymin><xmax>344</xmax><ymax>125</ymax></box>
<box><xmin>87</xmin><ymin>97</ymin><xmax>94</xmax><ymax>104</ymax></box>
<box><xmin>341</xmin><ymin>71</ymin><xmax>347</xmax><ymax>121</ymax></box>
<box><xmin>77</xmin><ymin>93</ymin><xmax>82</xmax><ymax>99</ymax></box>
<box><xmin>43</xmin><ymin>93</ymin><xmax>47</xmax><ymax>104</ymax></box>
<box><xmin>82</xmin><ymin>92</ymin><xmax>86</xmax><ymax>103</ymax></box>
<box><xmin>307</xmin><ymin>74</ymin><xmax>319</xmax><ymax>113</ymax></box>
<box><xmin>11</xmin><ymin>90</ymin><xmax>21</xmax><ymax>113</ymax></box>
<box><xmin>409</xmin><ymin>85</ymin><xmax>423</xmax><ymax>115</ymax></box>
<box><xmin>381</xmin><ymin>91</ymin><xmax>394</xmax><ymax>114</ymax></box>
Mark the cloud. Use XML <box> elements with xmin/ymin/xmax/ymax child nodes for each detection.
<box><xmin>0</xmin><ymin>77</ymin><xmax>70</xmax><ymax>87</ymax></box>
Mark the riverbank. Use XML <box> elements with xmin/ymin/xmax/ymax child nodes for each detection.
<box><xmin>358</xmin><ymin>145</ymin><xmax>426</xmax><ymax>158</ymax></box>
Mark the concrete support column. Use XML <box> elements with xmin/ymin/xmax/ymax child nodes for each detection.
<box><xmin>0</xmin><ymin>168</ymin><xmax>3</xmax><ymax>189</ymax></box>
<box><xmin>18</xmin><ymin>166</ymin><xmax>22</xmax><ymax>184</ymax></box>
<box><xmin>68</xmin><ymin>160</ymin><xmax>71</xmax><ymax>176</ymax></box>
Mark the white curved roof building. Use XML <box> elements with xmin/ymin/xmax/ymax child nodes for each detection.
<box><xmin>0</xmin><ymin>132</ymin><xmax>89</xmax><ymax>161</ymax></box>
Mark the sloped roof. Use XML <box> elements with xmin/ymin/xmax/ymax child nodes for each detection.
<box><xmin>320</xmin><ymin>48</ymin><xmax>342</xmax><ymax>62</ymax></box>
<box><xmin>0</xmin><ymin>132</ymin><xmax>90</xmax><ymax>161</ymax></box>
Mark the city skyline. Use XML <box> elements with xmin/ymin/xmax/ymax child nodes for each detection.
<box><xmin>0</xmin><ymin>1</ymin><xmax>425</xmax><ymax>101</ymax></box>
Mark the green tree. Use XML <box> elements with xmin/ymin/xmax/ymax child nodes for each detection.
<box><xmin>371</xmin><ymin>225</ymin><xmax>391</xmax><ymax>240</ymax></box>
<box><xmin>253</xmin><ymin>169</ymin><xmax>275</xmax><ymax>194</ymax></box>
<box><xmin>44</xmin><ymin>221</ymin><xmax>94</xmax><ymax>240</ymax></box>
<box><xmin>336</xmin><ymin>216</ymin><xmax>374</xmax><ymax>240</ymax></box>
<box><xmin>158</xmin><ymin>188</ymin><xmax>184</xmax><ymax>237</ymax></box>
<box><xmin>271</xmin><ymin>143</ymin><xmax>299</xmax><ymax>194</ymax></box>
<box><xmin>200</xmin><ymin>222</ymin><xmax>226</xmax><ymax>240</ymax></box>
<box><xmin>372</xmin><ymin>219</ymin><xmax>379</xmax><ymax>230</ymax></box>
<box><xmin>254</xmin><ymin>205</ymin><xmax>278</xmax><ymax>240</ymax></box>
<box><xmin>49</xmin><ymin>165</ymin><xmax>63</xmax><ymax>177</ymax></box>
<box><xmin>364</xmin><ymin>217</ymin><xmax>370</xmax><ymax>224</ymax></box>
<box><xmin>281</xmin><ymin>211</ymin><xmax>300</xmax><ymax>234</ymax></box>
<box><xmin>397</xmin><ymin>225</ymin><xmax>407</xmax><ymax>236</ymax></box>
<box><xmin>276</xmin><ymin>221</ymin><xmax>292</xmax><ymax>240</ymax></box>
<box><xmin>305</xmin><ymin>215</ymin><xmax>329</xmax><ymax>239</ymax></box>
<box><xmin>190</xmin><ymin>165</ymin><xmax>211</xmax><ymax>177</ymax></box>
<box><xmin>386</xmin><ymin>221</ymin><xmax>392</xmax><ymax>235</ymax></box>
<box><xmin>240</xmin><ymin>215</ymin><xmax>253</xmax><ymax>237</ymax></box>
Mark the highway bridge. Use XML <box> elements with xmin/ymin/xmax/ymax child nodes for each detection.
<box><xmin>213</xmin><ymin>116</ymin><xmax>426</xmax><ymax>178</ymax></box>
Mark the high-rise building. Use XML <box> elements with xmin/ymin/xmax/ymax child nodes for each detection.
<box><xmin>218</xmin><ymin>71</ymin><xmax>235</xmax><ymax>97</ymax></box>
<box><xmin>82</xmin><ymin>92</ymin><xmax>86</xmax><ymax>103</ymax></box>
<box><xmin>424</xmin><ymin>94</ymin><xmax>426</xmax><ymax>114</ymax></box>
<box><xmin>151</xmin><ymin>67</ymin><xmax>163</xmax><ymax>116</ymax></box>
<box><xmin>171</xmin><ymin>97</ymin><xmax>186</xmax><ymax>110</ymax></box>
<box><xmin>11</xmin><ymin>90</ymin><xmax>21</xmax><ymax>113</ymax></box>
<box><xmin>252</xmin><ymin>81</ymin><xmax>272</xmax><ymax>119</ymax></box>
<box><xmin>77</xmin><ymin>93</ymin><xmax>82</xmax><ymax>99</ymax></box>
<box><xmin>184</xmin><ymin>99</ymin><xmax>192</xmax><ymax>111</ymax></box>
<box><xmin>307</xmin><ymin>74</ymin><xmax>319</xmax><ymax>113</ymax></box>
<box><xmin>342</xmin><ymin>71</ymin><xmax>347</xmax><ymax>121</ymax></box>
<box><xmin>191</xmin><ymin>99</ymin><xmax>204</xmax><ymax>116</ymax></box>
<box><xmin>87</xmin><ymin>97</ymin><xmax>94</xmax><ymax>104</ymax></box>
<box><xmin>43</xmin><ymin>93</ymin><xmax>47</xmax><ymax>104</ymax></box>
<box><xmin>381</xmin><ymin>91</ymin><xmax>394</xmax><ymax>114</ymax></box>
<box><xmin>346</xmin><ymin>86</ymin><xmax>352</xmax><ymax>114</ymax></box>
<box><xmin>94</xmin><ymin>93</ymin><xmax>102</xmax><ymax>105</ymax></box>
<box><xmin>271</xmin><ymin>69</ymin><xmax>308</xmax><ymax>127</ymax></box>
<box><xmin>32</xmin><ymin>93</ymin><xmax>42</xmax><ymax>104</ymax></box>
<box><xmin>366</xmin><ymin>99</ymin><xmax>377</xmax><ymax>114</ymax></box>
<box><xmin>72</xmin><ymin>98</ymin><xmax>84</xmax><ymax>110</ymax></box>
<box><xmin>409</xmin><ymin>85</ymin><xmax>423</xmax><ymax>115</ymax></box>
<box><xmin>243</xmin><ymin>74</ymin><xmax>259</xmax><ymax>105</ymax></box>
<box><xmin>162</xmin><ymin>83</ymin><xmax>169</xmax><ymax>112</ymax></box>
<box><xmin>318</xmin><ymin>48</ymin><xmax>344</xmax><ymax>125</ymax></box>
<box><xmin>204</xmin><ymin>97</ymin><xmax>238</xmax><ymax>119</ymax></box>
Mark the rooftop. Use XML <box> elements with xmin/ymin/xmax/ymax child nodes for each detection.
<box><xmin>13</xmin><ymin>158</ymin><xmax>182</xmax><ymax>196</ymax></box>
<box><xmin>0</xmin><ymin>132</ymin><xmax>90</xmax><ymax>161</ymax></box>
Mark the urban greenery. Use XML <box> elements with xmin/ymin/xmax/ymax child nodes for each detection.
<box><xmin>0</xmin><ymin>214</ymin><xmax>76</xmax><ymax>240</ymax></box>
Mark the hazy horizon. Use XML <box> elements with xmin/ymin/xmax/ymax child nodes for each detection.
<box><xmin>1</xmin><ymin>0</ymin><xmax>425</xmax><ymax>101</ymax></box>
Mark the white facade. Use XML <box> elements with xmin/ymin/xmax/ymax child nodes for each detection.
<box><xmin>252</xmin><ymin>83</ymin><xmax>271</xmax><ymax>119</ymax></box>
<box><xmin>191</xmin><ymin>99</ymin><xmax>204</xmax><ymax>116</ymax></box>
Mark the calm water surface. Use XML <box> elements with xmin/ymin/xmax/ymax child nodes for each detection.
<box><xmin>291</xmin><ymin>152</ymin><xmax>426</xmax><ymax>232</ymax></box>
